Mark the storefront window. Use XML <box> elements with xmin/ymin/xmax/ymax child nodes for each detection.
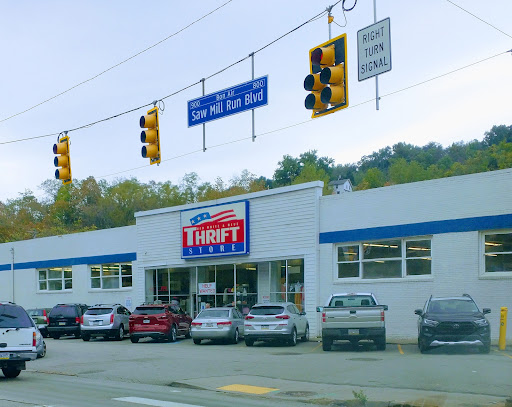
<box><xmin>336</xmin><ymin>238</ymin><xmax>432</xmax><ymax>280</ymax></box>
<box><xmin>269</xmin><ymin>259</ymin><xmax>304</xmax><ymax>311</ymax></box>
<box><xmin>484</xmin><ymin>232</ymin><xmax>512</xmax><ymax>273</ymax></box>
<box><xmin>38</xmin><ymin>267</ymin><xmax>72</xmax><ymax>291</ymax></box>
<box><xmin>90</xmin><ymin>263</ymin><xmax>132</xmax><ymax>289</ymax></box>
<box><xmin>236</xmin><ymin>263</ymin><xmax>258</xmax><ymax>315</ymax></box>
<box><xmin>216</xmin><ymin>264</ymin><xmax>235</xmax><ymax>307</ymax></box>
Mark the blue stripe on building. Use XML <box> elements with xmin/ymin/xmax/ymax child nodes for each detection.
<box><xmin>0</xmin><ymin>252</ymin><xmax>137</xmax><ymax>272</ymax></box>
<box><xmin>319</xmin><ymin>213</ymin><xmax>512</xmax><ymax>244</ymax></box>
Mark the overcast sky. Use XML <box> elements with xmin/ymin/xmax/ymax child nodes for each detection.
<box><xmin>1</xmin><ymin>0</ymin><xmax>510</xmax><ymax>202</ymax></box>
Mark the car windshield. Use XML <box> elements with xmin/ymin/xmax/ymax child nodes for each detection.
<box><xmin>329</xmin><ymin>295</ymin><xmax>376</xmax><ymax>307</ymax></box>
<box><xmin>27</xmin><ymin>309</ymin><xmax>44</xmax><ymax>317</ymax></box>
<box><xmin>50</xmin><ymin>306</ymin><xmax>77</xmax><ymax>318</ymax></box>
<box><xmin>133</xmin><ymin>307</ymin><xmax>165</xmax><ymax>315</ymax></box>
<box><xmin>428</xmin><ymin>299</ymin><xmax>479</xmax><ymax>314</ymax></box>
<box><xmin>85</xmin><ymin>308</ymin><xmax>113</xmax><ymax>315</ymax></box>
<box><xmin>0</xmin><ymin>305</ymin><xmax>33</xmax><ymax>328</ymax></box>
<box><xmin>196</xmin><ymin>310</ymin><xmax>230</xmax><ymax>319</ymax></box>
<box><xmin>250</xmin><ymin>306</ymin><xmax>284</xmax><ymax>315</ymax></box>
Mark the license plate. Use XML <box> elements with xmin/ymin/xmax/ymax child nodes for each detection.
<box><xmin>143</xmin><ymin>319</ymin><xmax>150</xmax><ymax>324</ymax></box>
<box><xmin>92</xmin><ymin>320</ymin><xmax>103</xmax><ymax>326</ymax></box>
<box><xmin>348</xmin><ymin>329</ymin><xmax>359</xmax><ymax>335</ymax></box>
<box><xmin>0</xmin><ymin>352</ymin><xmax>10</xmax><ymax>360</ymax></box>
<box><xmin>261</xmin><ymin>325</ymin><xmax>269</xmax><ymax>330</ymax></box>
<box><xmin>59</xmin><ymin>322</ymin><xmax>66</xmax><ymax>326</ymax></box>
<box><xmin>204</xmin><ymin>323</ymin><xmax>214</xmax><ymax>328</ymax></box>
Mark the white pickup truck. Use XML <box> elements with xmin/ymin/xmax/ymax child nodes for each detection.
<box><xmin>317</xmin><ymin>293</ymin><xmax>388</xmax><ymax>351</ymax></box>
<box><xmin>0</xmin><ymin>302</ymin><xmax>39</xmax><ymax>378</ymax></box>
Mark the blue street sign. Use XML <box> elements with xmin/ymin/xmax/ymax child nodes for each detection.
<box><xmin>187</xmin><ymin>76</ymin><xmax>268</xmax><ymax>127</ymax></box>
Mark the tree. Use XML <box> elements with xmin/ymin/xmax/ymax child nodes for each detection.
<box><xmin>291</xmin><ymin>163</ymin><xmax>330</xmax><ymax>195</ymax></box>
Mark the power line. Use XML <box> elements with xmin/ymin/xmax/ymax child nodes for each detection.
<box><xmin>0</xmin><ymin>0</ymin><xmax>234</xmax><ymax>125</ymax></box>
<box><xmin>445</xmin><ymin>0</ymin><xmax>512</xmax><ymax>40</ymax></box>
<box><xmin>0</xmin><ymin>4</ymin><xmax>334</xmax><ymax>146</ymax></box>
<box><xmin>95</xmin><ymin>49</ymin><xmax>510</xmax><ymax>180</ymax></box>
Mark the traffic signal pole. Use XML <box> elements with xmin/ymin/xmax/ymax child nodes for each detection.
<box><xmin>374</xmin><ymin>0</ymin><xmax>380</xmax><ymax>110</ymax></box>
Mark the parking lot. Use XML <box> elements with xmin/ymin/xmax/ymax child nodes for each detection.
<box><xmin>16</xmin><ymin>335</ymin><xmax>512</xmax><ymax>406</ymax></box>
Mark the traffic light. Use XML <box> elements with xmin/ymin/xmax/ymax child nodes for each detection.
<box><xmin>140</xmin><ymin>106</ymin><xmax>161</xmax><ymax>165</ymax></box>
<box><xmin>53</xmin><ymin>133</ymin><xmax>72</xmax><ymax>185</ymax></box>
<box><xmin>304</xmin><ymin>33</ymin><xmax>348</xmax><ymax>118</ymax></box>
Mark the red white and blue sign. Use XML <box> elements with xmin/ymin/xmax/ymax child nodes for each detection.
<box><xmin>181</xmin><ymin>201</ymin><xmax>250</xmax><ymax>259</ymax></box>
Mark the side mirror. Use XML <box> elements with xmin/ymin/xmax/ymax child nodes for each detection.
<box><xmin>299</xmin><ymin>312</ymin><xmax>306</xmax><ymax>316</ymax></box>
<box><xmin>414</xmin><ymin>309</ymin><xmax>423</xmax><ymax>316</ymax></box>
<box><xmin>316</xmin><ymin>306</ymin><xmax>323</xmax><ymax>313</ymax></box>
<box><xmin>383</xmin><ymin>305</ymin><xmax>389</xmax><ymax>311</ymax></box>
<box><xmin>483</xmin><ymin>308</ymin><xmax>491</xmax><ymax>314</ymax></box>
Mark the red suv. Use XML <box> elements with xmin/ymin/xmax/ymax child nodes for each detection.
<box><xmin>129</xmin><ymin>304</ymin><xmax>192</xmax><ymax>343</ymax></box>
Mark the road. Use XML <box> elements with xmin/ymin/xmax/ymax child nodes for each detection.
<box><xmin>1</xmin><ymin>336</ymin><xmax>511</xmax><ymax>406</ymax></box>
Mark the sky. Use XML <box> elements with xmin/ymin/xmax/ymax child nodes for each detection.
<box><xmin>0</xmin><ymin>0</ymin><xmax>511</xmax><ymax>202</ymax></box>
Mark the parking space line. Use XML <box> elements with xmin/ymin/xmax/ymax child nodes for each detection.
<box><xmin>217</xmin><ymin>384</ymin><xmax>279</xmax><ymax>394</ymax></box>
<box><xmin>397</xmin><ymin>344</ymin><xmax>404</xmax><ymax>355</ymax></box>
<box><xmin>308</xmin><ymin>343</ymin><xmax>322</xmax><ymax>353</ymax></box>
<box><xmin>113</xmin><ymin>397</ymin><xmax>204</xmax><ymax>407</ymax></box>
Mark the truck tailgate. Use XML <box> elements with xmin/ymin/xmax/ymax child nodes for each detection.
<box><xmin>323</xmin><ymin>307</ymin><xmax>384</xmax><ymax>328</ymax></box>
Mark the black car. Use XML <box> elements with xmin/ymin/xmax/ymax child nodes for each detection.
<box><xmin>415</xmin><ymin>294</ymin><xmax>491</xmax><ymax>353</ymax></box>
<box><xmin>47</xmin><ymin>304</ymin><xmax>89</xmax><ymax>339</ymax></box>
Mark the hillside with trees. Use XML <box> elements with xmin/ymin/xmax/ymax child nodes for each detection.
<box><xmin>0</xmin><ymin>124</ymin><xmax>510</xmax><ymax>243</ymax></box>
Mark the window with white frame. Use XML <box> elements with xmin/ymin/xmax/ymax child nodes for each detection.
<box><xmin>484</xmin><ymin>232</ymin><xmax>512</xmax><ymax>273</ymax></box>
<box><xmin>90</xmin><ymin>263</ymin><xmax>132</xmax><ymax>289</ymax></box>
<box><xmin>336</xmin><ymin>238</ymin><xmax>431</xmax><ymax>279</ymax></box>
<box><xmin>38</xmin><ymin>267</ymin><xmax>72</xmax><ymax>291</ymax></box>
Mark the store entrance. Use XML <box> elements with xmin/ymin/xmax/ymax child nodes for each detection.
<box><xmin>196</xmin><ymin>263</ymin><xmax>258</xmax><ymax>316</ymax></box>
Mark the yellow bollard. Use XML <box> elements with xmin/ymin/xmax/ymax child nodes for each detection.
<box><xmin>499</xmin><ymin>307</ymin><xmax>508</xmax><ymax>351</ymax></box>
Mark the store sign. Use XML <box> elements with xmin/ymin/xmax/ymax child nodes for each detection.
<box><xmin>181</xmin><ymin>201</ymin><xmax>250</xmax><ymax>259</ymax></box>
<box><xmin>198</xmin><ymin>283</ymin><xmax>216</xmax><ymax>295</ymax></box>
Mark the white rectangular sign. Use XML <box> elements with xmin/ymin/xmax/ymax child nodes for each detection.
<box><xmin>357</xmin><ymin>17</ymin><xmax>392</xmax><ymax>81</ymax></box>
<box><xmin>198</xmin><ymin>283</ymin><xmax>216</xmax><ymax>295</ymax></box>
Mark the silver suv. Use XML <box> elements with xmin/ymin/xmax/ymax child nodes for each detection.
<box><xmin>0</xmin><ymin>302</ymin><xmax>39</xmax><ymax>378</ymax></box>
<box><xmin>81</xmin><ymin>304</ymin><xmax>131</xmax><ymax>341</ymax></box>
<box><xmin>244</xmin><ymin>302</ymin><xmax>309</xmax><ymax>347</ymax></box>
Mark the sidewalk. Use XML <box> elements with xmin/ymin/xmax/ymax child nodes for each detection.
<box><xmin>174</xmin><ymin>375</ymin><xmax>511</xmax><ymax>407</ymax></box>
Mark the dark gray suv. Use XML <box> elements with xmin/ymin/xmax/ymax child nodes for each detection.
<box><xmin>415</xmin><ymin>294</ymin><xmax>491</xmax><ymax>353</ymax></box>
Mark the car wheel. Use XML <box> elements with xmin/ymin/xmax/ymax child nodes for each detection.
<box><xmin>419</xmin><ymin>339</ymin><xmax>429</xmax><ymax>354</ymax></box>
<box><xmin>2</xmin><ymin>367</ymin><xmax>21</xmax><ymax>378</ymax></box>
<box><xmin>375</xmin><ymin>337</ymin><xmax>386</xmax><ymax>351</ymax></box>
<box><xmin>232</xmin><ymin>328</ymin><xmax>240</xmax><ymax>344</ymax></box>
<box><xmin>82</xmin><ymin>334</ymin><xmax>90</xmax><ymax>342</ymax></box>
<box><xmin>480</xmin><ymin>342</ymin><xmax>491</xmax><ymax>354</ymax></box>
<box><xmin>193</xmin><ymin>338</ymin><xmax>201</xmax><ymax>345</ymax></box>
<box><xmin>322</xmin><ymin>338</ymin><xmax>332</xmax><ymax>351</ymax></box>
<box><xmin>130</xmin><ymin>336</ymin><xmax>139</xmax><ymax>343</ymax></box>
<box><xmin>301</xmin><ymin>325</ymin><xmax>310</xmax><ymax>342</ymax></box>
<box><xmin>169</xmin><ymin>325</ymin><xmax>177</xmax><ymax>342</ymax></box>
<box><xmin>74</xmin><ymin>332</ymin><xmax>81</xmax><ymax>339</ymax></box>
<box><xmin>288</xmin><ymin>328</ymin><xmax>297</xmax><ymax>347</ymax></box>
<box><xmin>37</xmin><ymin>341</ymin><xmax>46</xmax><ymax>358</ymax></box>
<box><xmin>52</xmin><ymin>334</ymin><xmax>60</xmax><ymax>340</ymax></box>
<box><xmin>115</xmin><ymin>325</ymin><xmax>124</xmax><ymax>341</ymax></box>
<box><xmin>245</xmin><ymin>338</ymin><xmax>255</xmax><ymax>347</ymax></box>
<box><xmin>185</xmin><ymin>326</ymin><xmax>192</xmax><ymax>339</ymax></box>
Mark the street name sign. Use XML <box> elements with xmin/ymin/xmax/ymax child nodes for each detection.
<box><xmin>188</xmin><ymin>76</ymin><xmax>268</xmax><ymax>127</ymax></box>
<box><xmin>357</xmin><ymin>18</ymin><xmax>392</xmax><ymax>81</ymax></box>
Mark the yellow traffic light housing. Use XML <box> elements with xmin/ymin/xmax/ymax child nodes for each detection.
<box><xmin>53</xmin><ymin>133</ymin><xmax>72</xmax><ymax>185</ymax></box>
<box><xmin>140</xmin><ymin>106</ymin><xmax>161</xmax><ymax>165</ymax></box>
<box><xmin>304</xmin><ymin>33</ymin><xmax>348</xmax><ymax>118</ymax></box>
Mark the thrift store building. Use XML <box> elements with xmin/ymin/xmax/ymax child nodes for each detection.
<box><xmin>1</xmin><ymin>168</ymin><xmax>511</xmax><ymax>342</ymax></box>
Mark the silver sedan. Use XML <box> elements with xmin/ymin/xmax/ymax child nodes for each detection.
<box><xmin>191</xmin><ymin>307</ymin><xmax>244</xmax><ymax>345</ymax></box>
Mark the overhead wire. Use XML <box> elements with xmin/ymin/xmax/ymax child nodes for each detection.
<box><xmin>95</xmin><ymin>49</ymin><xmax>510</xmax><ymax>179</ymax></box>
<box><xmin>0</xmin><ymin>2</ymin><xmax>339</xmax><ymax>145</ymax></box>
<box><xmin>0</xmin><ymin>0</ymin><xmax>235</xmax><ymax>125</ymax></box>
<box><xmin>445</xmin><ymin>0</ymin><xmax>512</xmax><ymax>40</ymax></box>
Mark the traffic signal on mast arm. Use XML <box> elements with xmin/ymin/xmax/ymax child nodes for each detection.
<box><xmin>304</xmin><ymin>33</ymin><xmax>348</xmax><ymax>118</ymax></box>
<box><xmin>53</xmin><ymin>133</ymin><xmax>72</xmax><ymax>185</ymax></box>
<box><xmin>140</xmin><ymin>106</ymin><xmax>161</xmax><ymax>165</ymax></box>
